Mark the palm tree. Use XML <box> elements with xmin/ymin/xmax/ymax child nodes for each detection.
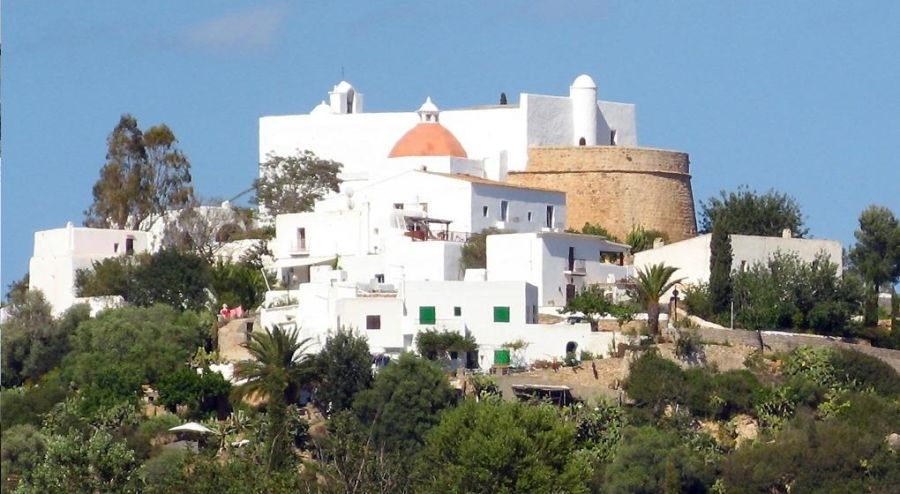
<box><xmin>632</xmin><ymin>263</ymin><xmax>684</xmax><ymax>337</ymax></box>
<box><xmin>233</xmin><ymin>325</ymin><xmax>315</xmax><ymax>470</ymax></box>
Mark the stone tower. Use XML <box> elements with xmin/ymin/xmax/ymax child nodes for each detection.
<box><xmin>507</xmin><ymin>146</ymin><xmax>697</xmax><ymax>242</ymax></box>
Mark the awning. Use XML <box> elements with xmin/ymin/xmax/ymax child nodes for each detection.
<box><xmin>273</xmin><ymin>256</ymin><xmax>336</xmax><ymax>270</ymax></box>
<box><xmin>169</xmin><ymin>422</ymin><xmax>214</xmax><ymax>434</ymax></box>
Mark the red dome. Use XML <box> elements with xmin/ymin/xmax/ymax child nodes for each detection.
<box><xmin>388</xmin><ymin>123</ymin><xmax>468</xmax><ymax>159</ymax></box>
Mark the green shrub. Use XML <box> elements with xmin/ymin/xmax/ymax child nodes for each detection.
<box><xmin>829</xmin><ymin>349</ymin><xmax>900</xmax><ymax>397</ymax></box>
<box><xmin>807</xmin><ymin>301</ymin><xmax>852</xmax><ymax>335</ymax></box>
<box><xmin>623</xmin><ymin>351</ymin><xmax>685</xmax><ymax>414</ymax></box>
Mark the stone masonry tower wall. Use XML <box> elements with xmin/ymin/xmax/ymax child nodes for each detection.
<box><xmin>507</xmin><ymin>146</ymin><xmax>697</xmax><ymax>242</ymax></box>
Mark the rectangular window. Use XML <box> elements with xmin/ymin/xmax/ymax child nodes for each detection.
<box><xmin>366</xmin><ymin>315</ymin><xmax>381</xmax><ymax>330</ymax></box>
<box><xmin>500</xmin><ymin>200</ymin><xmax>509</xmax><ymax>221</ymax></box>
<box><xmin>527</xmin><ymin>211</ymin><xmax>533</xmax><ymax>222</ymax></box>
<box><xmin>297</xmin><ymin>228</ymin><xmax>306</xmax><ymax>250</ymax></box>
<box><xmin>545</xmin><ymin>206</ymin><xmax>554</xmax><ymax>228</ymax></box>
<box><xmin>375</xmin><ymin>273</ymin><xmax>385</xmax><ymax>283</ymax></box>
<box><xmin>113</xmin><ymin>242</ymin><xmax>119</xmax><ymax>254</ymax></box>
<box><xmin>454</xmin><ymin>306</ymin><xmax>462</xmax><ymax>317</ymax></box>
<box><xmin>482</xmin><ymin>206</ymin><xmax>489</xmax><ymax>218</ymax></box>
<box><xmin>393</xmin><ymin>203</ymin><xmax>404</xmax><ymax>210</ymax></box>
<box><xmin>419</xmin><ymin>306</ymin><xmax>436</xmax><ymax>325</ymax></box>
<box><xmin>610</xmin><ymin>129</ymin><xmax>618</xmax><ymax>145</ymax></box>
<box><xmin>493</xmin><ymin>306</ymin><xmax>510</xmax><ymax>323</ymax></box>
<box><xmin>125</xmin><ymin>237</ymin><xmax>135</xmax><ymax>256</ymax></box>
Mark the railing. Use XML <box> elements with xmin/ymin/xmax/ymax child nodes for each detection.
<box><xmin>564</xmin><ymin>259</ymin><xmax>587</xmax><ymax>276</ymax></box>
<box><xmin>288</xmin><ymin>242</ymin><xmax>309</xmax><ymax>255</ymax></box>
<box><xmin>404</xmin><ymin>230</ymin><xmax>472</xmax><ymax>243</ymax></box>
<box><xmin>356</xmin><ymin>282</ymin><xmax>398</xmax><ymax>297</ymax></box>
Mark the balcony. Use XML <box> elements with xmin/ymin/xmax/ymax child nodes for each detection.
<box><xmin>356</xmin><ymin>281</ymin><xmax>398</xmax><ymax>297</ymax></box>
<box><xmin>564</xmin><ymin>259</ymin><xmax>587</xmax><ymax>276</ymax></box>
<box><xmin>288</xmin><ymin>242</ymin><xmax>309</xmax><ymax>256</ymax></box>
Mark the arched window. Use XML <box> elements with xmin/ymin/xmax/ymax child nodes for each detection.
<box><xmin>578</xmin><ymin>137</ymin><xmax>586</xmax><ymax>146</ymax></box>
<box><xmin>346</xmin><ymin>88</ymin><xmax>355</xmax><ymax>113</ymax></box>
<box><xmin>566</xmin><ymin>341</ymin><xmax>578</xmax><ymax>354</ymax></box>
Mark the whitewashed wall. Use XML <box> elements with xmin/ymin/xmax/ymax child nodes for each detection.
<box><xmin>29</xmin><ymin>226</ymin><xmax>149</xmax><ymax>316</ymax></box>
<box><xmin>634</xmin><ymin>234</ymin><xmax>844</xmax><ymax>300</ymax></box>
<box><xmin>259</xmin><ymin>78</ymin><xmax>639</xmax><ymax>184</ymax></box>
<box><xmin>487</xmin><ymin>232</ymin><xmax>630</xmax><ymax>307</ymax></box>
<box><xmin>470</xmin><ymin>182</ymin><xmax>566</xmax><ymax>233</ymax></box>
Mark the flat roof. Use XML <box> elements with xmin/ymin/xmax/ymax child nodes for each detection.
<box><xmin>420</xmin><ymin>171</ymin><xmax>565</xmax><ymax>194</ymax></box>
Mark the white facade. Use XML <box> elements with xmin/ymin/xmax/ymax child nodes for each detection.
<box><xmin>29</xmin><ymin>223</ymin><xmax>150</xmax><ymax>315</ymax></box>
<box><xmin>487</xmin><ymin>232</ymin><xmax>632</xmax><ymax>307</ymax></box>
<box><xmin>315</xmin><ymin>170</ymin><xmax>567</xmax><ymax>234</ymax></box>
<box><xmin>633</xmin><ymin>233</ymin><xmax>844</xmax><ymax>298</ymax></box>
<box><xmin>259</xmin><ymin>75</ymin><xmax>638</xmax><ymax>184</ymax></box>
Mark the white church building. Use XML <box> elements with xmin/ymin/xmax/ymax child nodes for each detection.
<box><xmin>260</xmin><ymin>75</ymin><xmax>636</xmax><ymax>186</ymax></box>
<box><xmin>258</xmin><ymin>76</ymin><xmax>637</xmax><ymax>367</ymax></box>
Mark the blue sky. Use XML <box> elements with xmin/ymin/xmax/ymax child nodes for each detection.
<box><xmin>3</xmin><ymin>1</ymin><xmax>899</xmax><ymax>290</ymax></box>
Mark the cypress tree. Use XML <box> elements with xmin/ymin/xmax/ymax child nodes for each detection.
<box><xmin>709</xmin><ymin>222</ymin><xmax>733</xmax><ymax>315</ymax></box>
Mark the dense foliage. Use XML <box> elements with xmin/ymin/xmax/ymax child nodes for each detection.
<box><xmin>625</xmin><ymin>225</ymin><xmax>669</xmax><ymax>253</ymax></box>
<box><xmin>460</xmin><ymin>227</ymin><xmax>503</xmax><ymax>270</ymax></box>
<box><xmin>313</xmin><ymin>328</ymin><xmax>374</xmax><ymax>414</ymax></box>
<box><xmin>630</xmin><ymin>263</ymin><xmax>683</xmax><ymax>336</ymax></box>
<box><xmin>84</xmin><ymin>114</ymin><xmax>194</xmax><ymax>230</ymax></box>
<box><xmin>76</xmin><ymin>249</ymin><xmax>267</xmax><ymax>311</ymax></box>
<box><xmin>415</xmin><ymin>400</ymin><xmax>592</xmax><ymax>493</ymax></box>
<box><xmin>698</xmin><ymin>186</ymin><xmax>807</xmax><ymax>237</ymax></box>
<box><xmin>353</xmin><ymin>353</ymin><xmax>457</xmax><ymax>451</ymax></box>
<box><xmin>850</xmin><ymin>205</ymin><xmax>900</xmax><ymax>326</ymax></box>
<box><xmin>254</xmin><ymin>149</ymin><xmax>343</xmax><ymax>216</ymax></box>
<box><xmin>708</xmin><ymin>222</ymin><xmax>733</xmax><ymax>315</ymax></box>
<box><xmin>561</xmin><ymin>284</ymin><xmax>615</xmax><ymax>332</ymax></box>
<box><xmin>567</xmin><ymin>222</ymin><xmax>620</xmax><ymax>242</ymax></box>
<box><xmin>732</xmin><ymin>252</ymin><xmax>863</xmax><ymax>334</ymax></box>
<box><xmin>415</xmin><ymin>329</ymin><xmax>478</xmax><ymax>360</ymax></box>
<box><xmin>1</xmin><ymin>292</ymin><xmax>89</xmax><ymax>388</ymax></box>
<box><xmin>4</xmin><ymin>297</ymin><xmax>898</xmax><ymax>493</ymax></box>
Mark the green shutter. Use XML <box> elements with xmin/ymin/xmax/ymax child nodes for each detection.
<box><xmin>493</xmin><ymin>306</ymin><xmax>510</xmax><ymax>323</ymax></box>
<box><xmin>419</xmin><ymin>306</ymin><xmax>436</xmax><ymax>324</ymax></box>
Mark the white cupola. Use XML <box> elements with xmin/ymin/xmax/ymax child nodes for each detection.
<box><xmin>417</xmin><ymin>96</ymin><xmax>440</xmax><ymax>123</ymax></box>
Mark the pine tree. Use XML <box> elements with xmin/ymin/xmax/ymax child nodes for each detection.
<box><xmin>709</xmin><ymin>222</ymin><xmax>733</xmax><ymax>315</ymax></box>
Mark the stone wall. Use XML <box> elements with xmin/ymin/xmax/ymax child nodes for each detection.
<box><xmin>690</xmin><ymin>326</ymin><xmax>900</xmax><ymax>372</ymax></box>
<box><xmin>507</xmin><ymin>146</ymin><xmax>697</xmax><ymax>242</ymax></box>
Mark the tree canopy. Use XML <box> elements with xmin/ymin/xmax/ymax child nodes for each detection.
<box><xmin>561</xmin><ymin>284</ymin><xmax>615</xmax><ymax>332</ymax></box>
<box><xmin>254</xmin><ymin>149</ymin><xmax>342</xmax><ymax>216</ymax></box>
<box><xmin>85</xmin><ymin>114</ymin><xmax>194</xmax><ymax>230</ymax></box>
<box><xmin>415</xmin><ymin>400</ymin><xmax>592</xmax><ymax>494</ymax></box>
<box><xmin>630</xmin><ymin>263</ymin><xmax>683</xmax><ymax>336</ymax></box>
<box><xmin>460</xmin><ymin>227</ymin><xmax>504</xmax><ymax>270</ymax></box>
<box><xmin>353</xmin><ymin>353</ymin><xmax>456</xmax><ymax>451</ymax></box>
<box><xmin>699</xmin><ymin>186</ymin><xmax>807</xmax><ymax>237</ymax></box>
<box><xmin>849</xmin><ymin>205</ymin><xmax>900</xmax><ymax>326</ymax></box>
<box><xmin>233</xmin><ymin>325</ymin><xmax>315</xmax><ymax>469</ymax></box>
<box><xmin>313</xmin><ymin>328</ymin><xmax>373</xmax><ymax>414</ymax></box>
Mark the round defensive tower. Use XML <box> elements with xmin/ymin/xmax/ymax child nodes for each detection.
<box><xmin>506</xmin><ymin>146</ymin><xmax>697</xmax><ymax>242</ymax></box>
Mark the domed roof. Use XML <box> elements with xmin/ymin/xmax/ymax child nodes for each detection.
<box><xmin>571</xmin><ymin>74</ymin><xmax>597</xmax><ymax>89</ymax></box>
<box><xmin>333</xmin><ymin>80</ymin><xmax>354</xmax><ymax>92</ymax></box>
<box><xmin>388</xmin><ymin>97</ymin><xmax>468</xmax><ymax>158</ymax></box>
<box><xmin>388</xmin><ymin>122</ymin><xmax>469</xmax><ymax>158</ymax></box>
<box><xmin>388</xmin><ymin>123</ymin><xmax>468</xmax><ymax>159</ymax></box>
<box><xmin>310</xmin><ymin>100</ymin><xmax>333</xmax><ymax>116</ymax></box>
